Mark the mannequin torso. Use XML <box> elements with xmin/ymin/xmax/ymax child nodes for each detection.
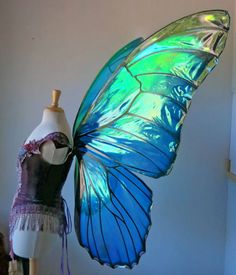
<box><xmin>10</xmin><ymin>92</ymin><xmax>73</xmax><ymax>259</ymax></box>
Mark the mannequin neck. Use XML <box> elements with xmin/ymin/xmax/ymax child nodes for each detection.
<box><xmin>41</xmin><ymin>108</ymin><xmax>66</xmax><ymax>125</ymax></box>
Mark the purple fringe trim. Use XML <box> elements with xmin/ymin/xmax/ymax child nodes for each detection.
<box><xmin>9</xmin><ymin>204</ymin><xmax>65</xmax><ymax>238</ymax></box>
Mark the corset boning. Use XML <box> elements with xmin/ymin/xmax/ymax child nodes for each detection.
<box><xmin>15</xmin><ymin>152</ymin><xmax>73</xmax><ymax>207</ymax></box>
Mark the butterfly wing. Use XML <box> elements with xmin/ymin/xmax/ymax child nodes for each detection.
<box><xmin>73</xmin><ymin>10</ymin><xmax>230</xmax><ymax>268</ymax></box>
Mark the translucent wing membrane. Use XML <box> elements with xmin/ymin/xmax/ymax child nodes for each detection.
<box><xmin>75</xmin><ymin>151</ymin><xmax>152</xmax><ymax>268</ymax></box>
<box><xmin>73</xmin><ymin>10</ymin><xmax>230</xmax><ymax>267</ymax></box>
<box><xmin>73</xmin><ymin>37</ymin><xmax>144</xmax><ymax>133</ymax></box>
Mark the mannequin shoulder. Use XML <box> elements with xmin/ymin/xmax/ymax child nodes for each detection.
<box><xmin>25</xmin><ymin>123</ymin><xmax>73</xmax><ymax>145</ymax></box>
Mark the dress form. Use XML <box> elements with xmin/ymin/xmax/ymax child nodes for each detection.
<box><xmin>12</xmin><ymin>90</ymin><xmax>72</xmax><ymax>259</ymax></box>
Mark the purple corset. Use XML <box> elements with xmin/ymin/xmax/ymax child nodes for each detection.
<box><xmin>9</xmin><ymin>132</ymin><xmax>73</xmax><ymax>237</ymax></box>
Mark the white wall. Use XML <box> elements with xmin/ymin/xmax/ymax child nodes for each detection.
<box><xmin>0</xmin><ymin>1</ymin><xmax>234</xmax><ymax>275</ymax></box>
<box><xmin>224</xmin><ymin>1</ymin><xmax>236</xmax><ymax>274</ymax></box>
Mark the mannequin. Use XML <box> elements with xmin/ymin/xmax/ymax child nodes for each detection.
<box><xmin>10</xmin><ymin>90</ymin><xmax>73</xmax><ymax>273</ymax></box>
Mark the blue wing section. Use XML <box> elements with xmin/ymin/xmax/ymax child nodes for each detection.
<box><xmin>75</xmin><ymin>149</ymin><xmax>152</xmax><ymax>268</ymax></box>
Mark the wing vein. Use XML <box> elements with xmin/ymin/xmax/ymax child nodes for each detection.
<box><xmin>86</xmin><ymin>134</ymin><xmax>163</xmax><ymax>173</ymax></box>
<box><xmin>84</xmin><ymin>144</ymin><xmax>164</xmax><ymax>175</ymax></box>
<box><xmin>128</xmin><ymin>47</ymin><xmax>218</xmax><ymax>69</ymax></box>
<box><xmin>136</xmin><ymin>72</ymin><xmax>197</xmax><ymax>88</ymax></box>
<box><xmin>127</xmin><ymin>112</ymin><xmax>180</xmax><ymax>141</ymax></box>
<box><xmin>140</xmin><ymin>91</ymin><xmax>187</xmax><ymax>112</ymax></box>
<box><xmin>108</xmin><ymin>126</ymin><xmax>172</xmax><ymax>161</ymax></box>
<box><xmin>99</xmin><ymin>200</ymin><xmax>112</xmax><ymax>264</ymax></box>
<box><xmin>109</xmin><ymin>169</ymin><xmax>151</xmax><ymax>220</ymax></box>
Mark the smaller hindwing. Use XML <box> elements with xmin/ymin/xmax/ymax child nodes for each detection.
<box><xmin>74</xmin><ymin>149</ymin><xmax>152</xmax><ymax>268</ymax></box>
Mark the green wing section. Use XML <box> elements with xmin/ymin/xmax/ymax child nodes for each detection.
<box><xmin>73</xmin><ymin>37</ymin><xmax>144</xmax><ymax>134</ymax></box>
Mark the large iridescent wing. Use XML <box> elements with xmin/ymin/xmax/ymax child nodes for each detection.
<box><xmin>75</xmin><ymin>10</ymin><xmax>229</xmax><ymax>178</ymax></box>
<box><xmin>73</xmin><ymin>10</ymin><xmax>230</xmax><ymax>268</ymax></box>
